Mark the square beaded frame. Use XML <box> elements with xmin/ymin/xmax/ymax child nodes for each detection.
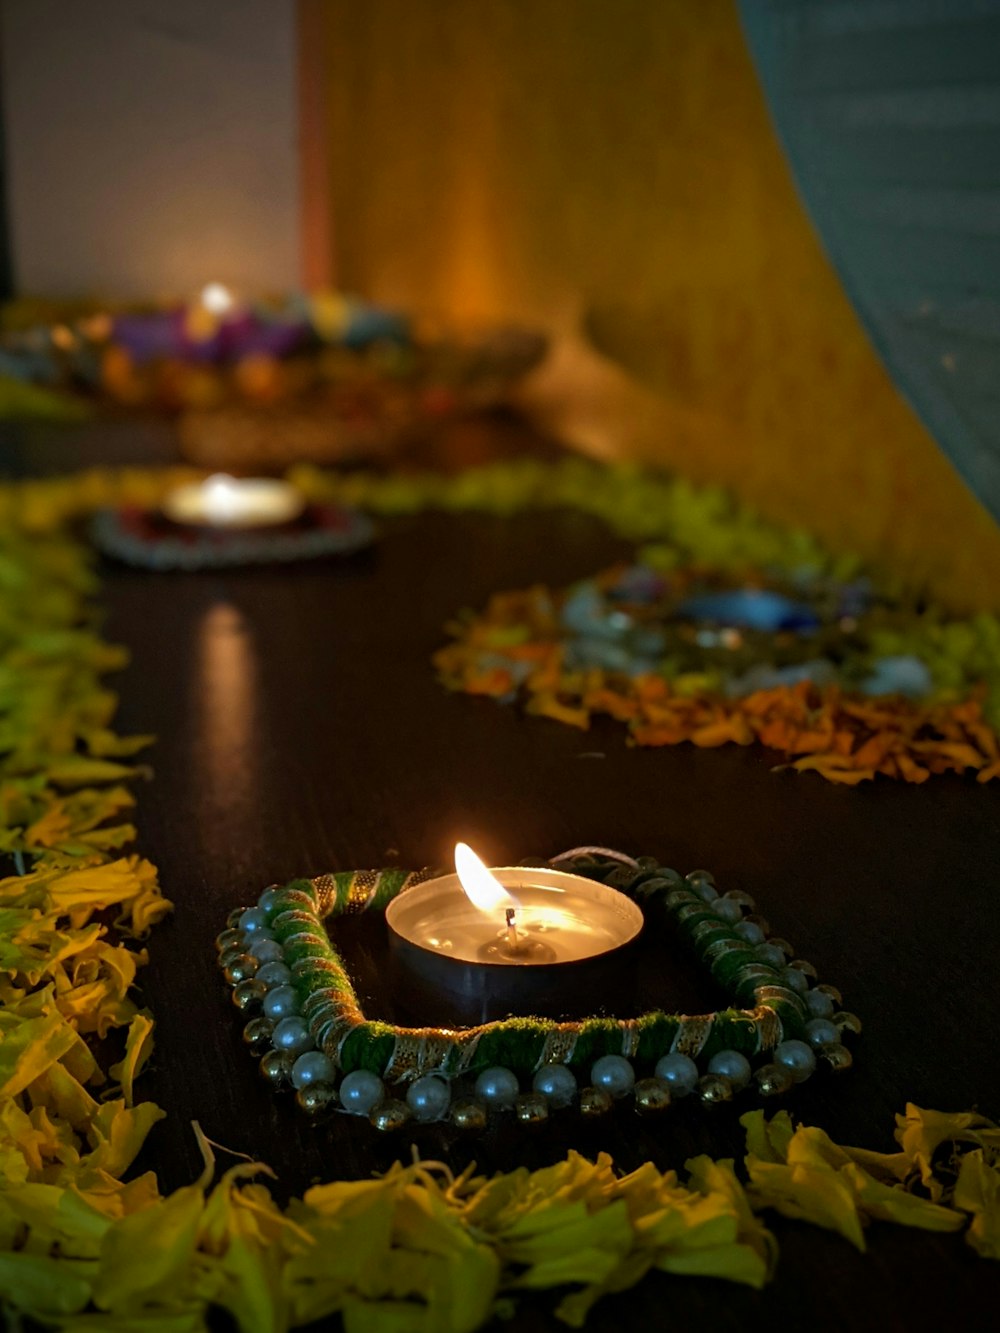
<box><xmin>217</xmin><ymin>854</ymin><xmax>858</xmax><ymax>1119</ymax></box>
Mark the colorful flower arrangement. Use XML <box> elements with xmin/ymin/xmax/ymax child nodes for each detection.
<box><xmin>0</xmin><ymin>294</ymin><xmax>546</xmax><ymax>469</ymax></box>
<box><xmin>433</xmin><ymin>567</ymin><xmax>1000</xmax><ymax>784</ymax></box>
<box><xmin>283</xmin><ymin>459</ymin><xmax>1000</xmax><ymax>784</ymax></box>
<box><xmin>0</xmin><ymin>467</ymin><xmax>999</xmax><ymax>1329</ymax></box>
<box><xmin>6</xmin><ymin>455</ymin><xmax>1000</xmax><ymax>784</ymax></box>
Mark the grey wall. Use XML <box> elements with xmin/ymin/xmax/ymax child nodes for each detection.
<box><xmin>0</xmin><ymin>0</ymin><xmax>299</xmax><ymax>298</ymax></box>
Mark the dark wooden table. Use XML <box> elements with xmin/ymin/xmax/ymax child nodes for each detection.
<box><xmin>8</xmin><ymin>414</ymin><xmax>1000</xmax><ymax>1328</ymax></box>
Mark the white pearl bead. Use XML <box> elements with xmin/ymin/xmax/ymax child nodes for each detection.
<box><xmin>654</xmin><ymin>1053</ymin><xmax>699</xmax><ymax>1095</ymax></box>
<box><xmin>756</xmin><ymin>943</ymin><xmax>786</xmax><ymax>968</ymax></box>
<box><xmin>712</xmin><ymin>898</ymin><xmax>743</xmax><ymax>923</ymax></box>
<box><xmin>774</xmin><ymin>1039</ymin><xmax>816</xmax><ymax>1082</ymax></box>
<box><xmin>256</xmin><ymin>960</ymin><xmax>292</xmax><ymax>988</ymax></box>
<box><xmin>805</xmin><ymin>988</ymin><xmax>835</xmax><ymax>1018</ymax></box>
<box><xmin>783</xmin><ymin>968</ymin><xmax>809</xmax><ymax>994</ymax></box>
<box><xmin>532</xmin><ymin>1064</ymin><xmax>577</xmax><ymax>1108</ymax></box>
<box><xmin>271</xmin><ymin>1016</ymin><xmax>313</xmax><ymax>1057</ymax></box>
<box><xmin>258</xmin><ymin>887</ymin><xmax>282</xmax><ymax>914</ymax></box>
<box><xmin>590</xmin><ymin>1054</ymin><xmax>635</xmax><ymax>1098</ymax></box>
<box><xmin>239</xmin><ymin>907</ymin><xmax>268</xmax><ymax>934</ymax></box>
<box><xmin>339</xmin><ymin>1069</ymin><xmax>384</xmax><ymax>1115</ymax></box>
<box><xmin>291</xmin><ymin>1051</ymin><xmax>335</xmax><ymax>1090</ymax></box>
<box><xmin>248</xmin><ymin>937</ymin><xmax>283</xmax><ymax>963</ymax></box>
<box><xmin>707</xmin><ymin>1049</ymin><xmax>751</xmax><ymax>1090</ymax></box>
<box><xmin>805</xmin><ymin>1018</ymin><xmax>841</xmax><ymax>1049</ymax></box>
<box><xmin>474</xmin><ymin>1067</ymin><xmax>519</xmax><ymax>1107</ymax></box>
<box><xmin>735</xmin><ymin>920</ymin><xmax>764</xmax><ymax>945</ymax></box>
<box><xmin>262</xmin><ymin>985</ymin><xmax>300</xmax><ymax>1022</ymax></box>
<box><xmin>406</xmin><ymin>1075</ymin><xmax>451</xmax><ymax>1122</ymax></box>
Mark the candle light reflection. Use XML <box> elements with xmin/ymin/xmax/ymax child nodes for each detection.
<box><xmin>194</xmin><ymin>600</ymin><xmax>260</xmax><ymax>833</ymax></box>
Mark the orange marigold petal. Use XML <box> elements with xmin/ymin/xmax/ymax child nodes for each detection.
<box><xmin>464</xmin><ymin>669</ymin><xmax>514</xmax><ymax>696</ymax></box>
<box><xmin>526</xmin><ymin>695</ymin><xmax>591</xmax><ymax>729</ymax></box>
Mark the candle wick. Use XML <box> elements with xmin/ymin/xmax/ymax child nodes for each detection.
<box><xmin>505</xmin><ymin>907</ymin><xmax>518</xmax><ymax>952</ymax></box>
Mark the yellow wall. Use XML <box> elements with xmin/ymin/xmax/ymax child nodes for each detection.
<box><xmin>323</xmin><ymin>0</ymin><xmax>1000</xmax><ymax>610</ymax></box>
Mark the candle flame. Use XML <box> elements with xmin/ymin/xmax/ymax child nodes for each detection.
<box><xmin>200</xmin><ymin>282</ymin><xmax>235</xmax><ymax>315</ymax></box>
<box><xmin>202</xmin><ymin>474</ymin><xmax>239</xmax><ymax>520</ymax></box>
<box><xmin>454</xmin><ymin>842</ymin><xmax>518</xmax><ymax>914</ymax></box>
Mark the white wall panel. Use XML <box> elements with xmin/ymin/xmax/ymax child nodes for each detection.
<box><xmin>0</xmin><ymin>0</ymin><xmax>299</xmax><ymax>297</ymax></box>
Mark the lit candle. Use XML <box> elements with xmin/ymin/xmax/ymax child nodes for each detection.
<box><xmin>386</xmin><ymin>842</ymin><xmax>643</xmax><ymax>968</ymax></box>
<box><xmin>199</xmin><ymin>282</ymin><xmax>236</xmax><ymax>316</ymax></box>
<box><xmin>182</xmin><ymin>283</ymin><xmax>240</xmax><ymax>357</ymax></box>
<box><xmin>187</xmin><ymin>283</ymin><xmax>309</xmax><ymax>361</ymax></box>
<box><xmin>161</xmin><ymin>474</ymin><xmax>305</xmax><ymax>529</ymax></box>
<box><xmin>111</xmin><ymin>284</ymin><xmax>311</xmax><ymax>366</ymax></box>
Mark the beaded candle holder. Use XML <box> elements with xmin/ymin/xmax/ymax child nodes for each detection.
<box><xmin>216</xmin><ymin>850</ymin><xmax>859</xmax><ymax>1131</ymax></box>
<box><xmin>90</xmin><ymin>501</ymin><xmax>374</xmax><ymax>570</ymax></box>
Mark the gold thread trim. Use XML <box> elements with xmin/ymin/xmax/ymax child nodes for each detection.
<box><xmin>416</xmin><ymin>1033</ymin><xmax>456</xmax><ymax>1075</ymax></box>
<box><xmin>621</xmin><ymin>1019</ymin><xmax>640</xmax><ymax>1059</ymax></box>
<box><xmin>452</xmin><ymin>1031</ymin><xmax>483</xmax><ymax>1075</ymax></box>
<box><xmin>703</xmin><ymin>938</ymin><xmax>755</xmax><ymax>961</ymax></box>
<box><xmin>345</xmin><ymin>870</ymin><xmax>378</xmax><ymax>914</ymax></box>
<box><xmin>536</xmin><ymin>1025</ymin><xmax>580</xmax><ymax>1069</ymax></box>
<box><xmin>671</xmin><ymin>1015</ymin><xmax>713</xmax><ymax>1057</ymax></box>
<box><xmin>385</xmin><ymin>1033</ymin><xmax>423</xmax><ymax>1082</ymax></box>
<box><xmin>318</xmin><ymin>1016</ymin><xmax>362</xmax><ymax>1061</ymax></box>
<box><xmin>403</xmin><ymin>867</ymin><xmax>443</xmax><ymax>888</ymax></box>
<box><xmin>753</xmin><ymin>984</ymin><xmax>806</xmax><ymax>1014</ymax></box>
<box><xmin>750</xmin><ymin>1005</ymin><xmax>782</xmax><ymax>1051</ymax></box>
<box><xmin>311</xmin><ymin>873</ymin><xmax>337</xmax><ymax>917</ymax></box>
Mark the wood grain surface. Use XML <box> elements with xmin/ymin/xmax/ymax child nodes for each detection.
<box><xmin>7</xmin><ymin>414</ymin><xmax>1000</xmax><ymax>1329</ymax></box>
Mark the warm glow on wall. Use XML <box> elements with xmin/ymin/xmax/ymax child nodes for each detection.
<box><xmin>320</xmin><ymin>0</ymin><xmax>1000</xmax><ymax>612</ymax></box>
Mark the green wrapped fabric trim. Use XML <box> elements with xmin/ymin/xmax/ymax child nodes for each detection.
<box><xmin>465</xmin><ymin>1019</ymin><xmax>549</xmax><ymax>1075</ymax></box>
<box><xmin>340</xmin><ymin>1024</ymin><xmax>397</xmax><ymax>1074</ymax></box>
<box><xmin>369</xmin><ymin>867</ymin><xmax>410</xmax><ymax>911</ymax></box>
<box><xmin>680</xmin><ymin>911</ymin><xmax>728</xmax><ymax>935</ymax></box>
<box><xmin>566</xmin><ymin>1017</ymin><xmax>626</xmax><ymax>1069</ymax></box>
<box><xmin>270</xmin><ymin>910</ymin><xmax>319</xmax><ymax>942</ymax></box>
<box><xmin>635</xmin><ymin>1011</ymin><xmax>681</xmax><ymax>1061</ymax></box>
<box><xmin>765</xmin><ymin>999</ymin><xmax>809</xmax><ymax>1042</ymax></box>
<box><xmin>329</xmin><ymin>872</ymin><xmax>354</xmax><ymax>913</ymax></box>
<box><xmin>709</xmin><ymin>949</ymin><xmax>772</xmax><ymax>989</ymax></box>
<box><xmin>734</xmin><ymin>973</ymin><xmax>776</xmax><ymax>1007</ymax></box>
<box><xmin>698</xmin><ymin>1009</ymin><xmax>764</xmax><ymax>1060</ymax></box>
<box><xmin>292</xmin><ymin>965</ymin><xmax>352</xmax><ymax>999</ymax></box>
<box><xmin>269</xmin><ymin>884</ymin><xmax>316</xmax><ymax>914</ymax></box>
<box><xmin>283</xmin><ymin>939</ymin><xmax>330</xmax><ymax>966</ymax></box>
<box><xmin>291</xmin><ymin>956</ymin><xmax>347</xmax><ymax>980</ymax></box>
<box><xmin>223</xmin><ymin>853</ymin><xmax>854</xmax><ymax>1096</ymax></box>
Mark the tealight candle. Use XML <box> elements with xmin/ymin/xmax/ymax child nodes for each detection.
<box><xmin>385</xmin><ymin>844</ymin><xmax>644</xmax><ymax>1023</ymax></box>
<box><xmin>161</xmin><ymin>474</ymin><xmax>305</xmax><ymax>530</ymax></box>
<box><xmin>199</xmin><ymin>282</ymin><xmax>236</xmax><ymax>316</ymax></box>
<box><xmin>388</xmin><ymin>843</ymin><xmax>643</xmax><ymax>966</ymax></box>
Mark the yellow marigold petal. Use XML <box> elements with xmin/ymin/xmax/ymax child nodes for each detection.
<box><xmin>108</xmin><ymin>1012</ymin><xmax>155</xmax><ymax>1107</ymax></box>
<box><xmin>953</xmin><ymin>1151</ymin><xmax>1000</xmax><ymax>1259</ymax></box>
